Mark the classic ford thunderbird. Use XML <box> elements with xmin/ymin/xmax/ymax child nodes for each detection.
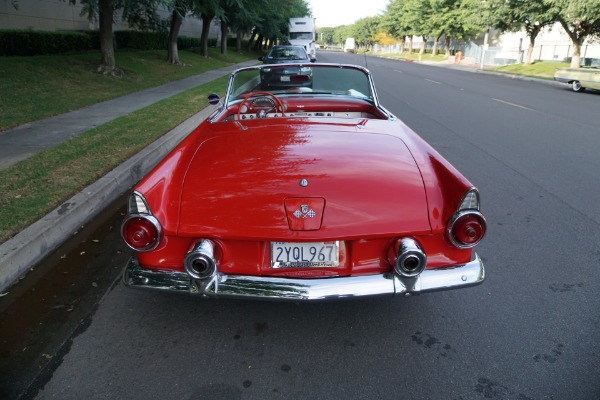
<box><xmin>121</xmin><ymin>63</ymin><xmax>487</xmax><ymax>301</ymax></box>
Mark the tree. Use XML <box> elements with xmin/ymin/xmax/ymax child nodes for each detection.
<box><xmin>441</xmin><ymin>0</ymin><xmax>489</xmax><ymax>56</ymax></box>
<box><xmin>318</xmin><ymin>27</ymin><xmax>335</xmax><ymax>45</ymax></box>
<box><xmin>428</xmin><ymin>0</ymin><xmax>450</xmax><ymax>56</ymax></box>
<box><xmin>77</xmin><ymin>0</ymin><xmax>126</xmax><ymax>75</ymax></box>
<box><xmin>167</xmin><ymin>0</ymin><xmax>190</xmax><ymax>64</ymax></box>
<box><xmin>548</xmin><ymin>0</ymin><xmax>600</xmax><ymax>68</ymax></box>
<box><xmin>191</xmin><ymin>0</ymin><xmax>223</xmax><ymax>57</ymax></box>
<box><xmin>403</xmin><ymin>0</ymin><xmax>431</xmax><ymax>54</ymax></box>
<box><xmin>122</xmin><ymin>0</ymin><xmax>169</xmax><ymax>31</ymax></box>
<box><xmin>333</xmin><ymin>25</ymin><xmax>354</xmax><ymax>46</ymax></box>
<box><xmin>381</xmin><ymin>0</ymin><xmax>408</xmax><ymax>51</ymax></box>
<box><xmin>247</xmin><ymin>0</ymin><xmax>310</xmax><ymax>51</ymax></box>
<box><xmin>121</xmin><ymin>0</ymin><xmax>183</xmax><ymax>64</ymax></box>
<box><xmin>489</xmin><ymin>0</ymin><xmax>557</xmax><ymax>64</ymax></box>
<box><xmin>354</xmin><ymin>16</ymin><xmax>381</xmax><ymax>50</ymax></box>
<box><xmin>381</xmin><ymin>0</ymin><xmax>429</xmax><ymax>53</ymax></box>
<box><xmin>225</xmin><ymin>0</ymin><xmax>263</xmax><ymax>52</ymax></box>
<box><xmin>382</xmin><ymin>0</ymin><xmax>411</xmax><ymax>52</ymax></box>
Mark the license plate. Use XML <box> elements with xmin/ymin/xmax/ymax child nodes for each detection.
<box><xmin>271</xmin><ymin>241</ymin><xmax>339</xmax><ymax>268</ymax></box>
<box><xmin>280</xmin><ymin>76</ymin><xmax>291</xmax><ymax>82</ymax></box>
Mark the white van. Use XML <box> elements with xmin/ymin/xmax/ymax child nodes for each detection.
<box><xmin>344</xmin><ymin>38</ymin><xmax>356</xmax><ymax>53</ymax></box>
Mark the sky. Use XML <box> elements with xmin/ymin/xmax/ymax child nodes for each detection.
<box><xmin>306</xmin><ymin>0</ymin><xmax>390</xmax><ymax>28</ymax></box>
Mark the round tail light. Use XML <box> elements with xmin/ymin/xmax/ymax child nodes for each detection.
<box><xmin>121</xmin><ymin>215</ymin><xmax>162</xmax><ymax>252</ymax></box>
<box><xmin>447</xmin><ymin>211</ymin><xmax>486</xmax><ymax>248</ymax></box>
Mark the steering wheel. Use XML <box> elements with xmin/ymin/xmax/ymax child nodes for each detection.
<box><xmin>237</xmin><ymin>91</ymin><xmax>286</xmax><ymax>121</ymax></box>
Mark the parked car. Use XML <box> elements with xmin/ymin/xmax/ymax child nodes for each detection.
<box><xmin>121</xmin><ymin>63</ymin><xmax>487</xmax><ymax>301</ymax></box>
<box><xmin>258</xmin><ymin>45</ymin><xmax>315</xmax><ymax>89</ymax></box>
<box><xmin>259</xmin><ymin>45</ymin><xmax>314</xmax><ymax>64</ymax></box>
<box><xmin>554</xmin><ymin>67</ymin><xmax>600</xmax><ymax>92</ymax></box>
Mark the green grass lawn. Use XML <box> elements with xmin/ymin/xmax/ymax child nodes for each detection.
<box><xmin>0</xmin><ymin>48</ymin><xmax>257</xmax><ymax>131</ymax></box>
<box><xmin>490</xmin><ymin>61</ymin><xmax>570</xmax><ymax>79</ymax></box>
<box><xmin>379</xmin><ymin>51</ymin><xmax>448</xmax><ymax>63</ymax></box>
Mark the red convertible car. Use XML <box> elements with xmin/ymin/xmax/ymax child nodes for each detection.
<box><xmin>121</xmin><ymin>63</ymin><xmax>486</xmax><ymax>301</ymax></box>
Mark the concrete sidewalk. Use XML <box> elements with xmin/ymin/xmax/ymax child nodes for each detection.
<box><xmin>0</xmin><ymin>59</ymin><xmax>257</xmax><ymax>293</ymax></box>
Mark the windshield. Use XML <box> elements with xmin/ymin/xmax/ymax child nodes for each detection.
<box><xmin>227</xmin><ymin>64</ymin><xmax>375</xmax><ymax>105</ymax></box>
<box><xmin>289</xmin><ymin>32</ymin><xmax>313</xmax><ymax>40</ymax></box>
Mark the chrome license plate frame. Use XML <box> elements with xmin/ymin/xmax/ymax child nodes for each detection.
<box><xmin>271</xmin><ymin>241</ymin><xmax>339</xmax><ymax>268</ymax></box>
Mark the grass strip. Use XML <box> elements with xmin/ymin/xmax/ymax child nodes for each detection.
<box><xmin>489</xmin><ymin>61</ymin><xmax>570</xmax><ymax>79</ymax></box>
<box><xmin>0</xmin><ymin>76</ymin><xmax>228</xmax><ymax>244</ymax></box>
<box><xmin>381</xmin><ymin>52</ymin><xmax>448</xmax><ymax>63</ymax></box>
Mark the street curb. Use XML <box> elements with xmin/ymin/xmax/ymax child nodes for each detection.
<box><xmin>0</xmin><ymin>105</ymin><xmax>217</xmax><ymax>293</ymax></box>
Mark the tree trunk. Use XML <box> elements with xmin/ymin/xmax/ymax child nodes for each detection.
<box><xmin>559</xmin><ymin>20</ymin><xmax>584</xmax><ymax>68</ymax></box>
<box><xmin>199</xmin><ymin>14</ymin><xmax>213</xmax><ymax>57</ymax></box>
<box><xmin>444</xmin><ymin>35</ymin><xmax>451</xmax><ymax>58</ymax></box>
<box><xmin>167</xmin><ymin>8</ymin><xmax>183</xmax><ymax>65</ymax></box>
<box><xmin>236</xmin><ymin>30</ymin><xmax>242</xmax><ymax>52</ymax></box>
<box><xmin>521</xmin><ymin>25</ymin><xmax>541</xmax><ymax>65</ymax></box>
<box><xmin>408</xmin><ymin>35</ymin><xmax>414</xmax><ymax>53</ymax></box>
<box><xmin>98</xmin><ymin>0</ymin><xmax>116</xmax><ymax>72</ymax></box>
<box><xmin>419</xmin><ymin>36</ymin><xmax>426</xmax><ymax>55</ymax></box>
<box><xmin>570</xmin><ymin>42</ymin><xmax>582</xmax><ymax>68</ymax></box>
<box><xmin>220</xmin><ymin>20</ymin><xmax>228</xmax><ymax>54</ymax></box>
<box><xmin>524</xmin><ymin>31</ymin><xmax>538</xmax><ymax>65</ymax></box>
<box><xmin>247</xmin><ymin>31</ymin><xmax>256</xmax><ymax>51</ymax></box>
<box><xmin>432</xmin><ymin>32</ymin><xmax>443</xmax><ymax>56</ymax></box>
<box><xmin>254</xmin><ymin>34</ymin><xmax>263</xmax><ymax>51</ymax></box>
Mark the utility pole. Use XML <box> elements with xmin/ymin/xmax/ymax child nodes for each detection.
<box><xmin>480</xmin><ymin>30</ymin><xmax>489</xmax><ymax>69</ymax></box>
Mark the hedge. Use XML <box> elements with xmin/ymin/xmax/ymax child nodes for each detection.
<box><xmin>0</xmin><ymin>30</ymin><xmax>98</xmax><ymax>56</ymax></box>
<box><xmin>0</xmin><ymin>30</ymin><xmax>207</xmax><ymax>56</ymax></box>
<box><xmin>114</xmin><ymin>30</ymin><xmax>166</xmax><ymax>50</ymax></box>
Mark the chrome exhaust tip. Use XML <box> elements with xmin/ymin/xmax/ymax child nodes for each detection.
<box><xmin>184</xmin><ymin>240</ymin><xmax>217</xmax><ymax>280</ymax></box>
<box><xmin>394</xmin><ymin>238</ymin><xmax>427</xmax><ymax>277</ymax></box>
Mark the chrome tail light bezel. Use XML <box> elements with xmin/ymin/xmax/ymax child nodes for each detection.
<box><xmin>121</xmin><ymin>191</ymin><xmax>163</xmax><ymax>252</ymax></box>
<box><xmin>446</xmin><ymin>188</ymin><xmax>487</xmax><ymax>249</ymax></box>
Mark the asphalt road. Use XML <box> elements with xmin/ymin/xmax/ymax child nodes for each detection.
<box><xmin>20</xmin><ymin>52</ymin><xmax>600</xmax><ymax>399</ymax></box>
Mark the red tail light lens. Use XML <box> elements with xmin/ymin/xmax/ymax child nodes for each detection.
<box><xmin>447</xmin><ymin>211</ymin><xmax>486</xmax><ymax>248</ymax></box>
<box><xmin>121</xmin><ymin>215</ymin><xmax>162</xmax><ymax>252</ymax></box>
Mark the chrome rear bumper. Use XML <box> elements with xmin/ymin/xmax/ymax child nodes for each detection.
<box><xmin>123</xmin><ymin>254</ymin><xmax>484</xmax><ymax>301</ymax></box>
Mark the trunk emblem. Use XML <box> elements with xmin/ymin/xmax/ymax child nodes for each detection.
<box><xmin>284</xmin><ymin>198</ymin><xmax>325</xmax><ymax>231</ymax></box>
<box><xmin>299</xmin><ymin>179</ymin><xmax>308</xmax><ymax>187</ymax></box>
<box><xmin>294</xmin><ymin>205</ymin><xmax>316</xmax><ymax>219</ymax></box>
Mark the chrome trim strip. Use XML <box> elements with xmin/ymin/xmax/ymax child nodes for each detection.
<box><xmin>123</xmin><ymin>254</ymin><xmax>484</xmax><ymax>301</ymax></box>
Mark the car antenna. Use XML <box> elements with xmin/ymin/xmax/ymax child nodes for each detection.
<box><xmin>364</xmin><ymin>48</ymin><xmax>369</xmax><ymax>69</ymax></box>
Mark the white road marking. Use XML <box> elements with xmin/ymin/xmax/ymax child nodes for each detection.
<box><xmin>492</xmin><ymin>98</ymin><xmax>534</xmax><ymax>111</ymax></box>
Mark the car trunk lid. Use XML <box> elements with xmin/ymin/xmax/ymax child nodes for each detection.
<box><xmin>178</xmin><ymin>122</ymin><xmax>431</xmax><ymax>239</ymax></box>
